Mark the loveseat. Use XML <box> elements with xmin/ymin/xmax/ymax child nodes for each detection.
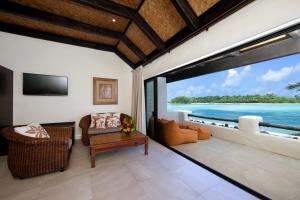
<box><xmin>79</xmin><ymin>113</ymin><xmax>131</xmax><ymax>145</ymax></box>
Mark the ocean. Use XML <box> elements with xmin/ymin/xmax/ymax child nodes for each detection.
<box><xmin>168</xmin><ymin>103</ymin><xmax>300</xmax><ymax>135</ymax></box>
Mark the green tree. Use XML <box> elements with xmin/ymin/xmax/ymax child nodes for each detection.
<box><xmin>170</xmin><ymin>96</ymin><xmax>192</xmax><ymax>104</ymax></box>
<box><xmin>287</xmin><ymin>82</ymin><xmax>300</xmax><ymax>91</ymax></box>
<box><xmin>170</xmin><ymin>95</ymin><xmax>300</xmax><ymax>104</ymax></box>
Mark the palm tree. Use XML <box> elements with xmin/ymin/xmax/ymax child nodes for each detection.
<box><xmin>287</xmin><ymin>82</ymin><xmax>300</xmax><ymax>91</ymax></box>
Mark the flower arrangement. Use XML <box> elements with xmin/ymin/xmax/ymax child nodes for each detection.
<box><xmin>121</xmin><ymin>116</ymin><xmax>136</xmax><ymax>135</ymax></box>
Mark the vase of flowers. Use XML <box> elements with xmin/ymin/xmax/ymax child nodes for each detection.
<box><xmin>121</xmin><ymin>116</ymin><xmax>136</xmax><ymax>135</ymax></box>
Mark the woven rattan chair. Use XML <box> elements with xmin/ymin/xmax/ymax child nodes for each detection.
<box><xmin>2</xmin><ymin>127</ymin><xmax>72</xmax><ymax>179</ymax></box>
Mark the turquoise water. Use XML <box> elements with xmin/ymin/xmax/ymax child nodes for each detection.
<box><xmin>168</xmin><ymin>103</ymin><xmax>300</xmax><ymax>135</ymax></box>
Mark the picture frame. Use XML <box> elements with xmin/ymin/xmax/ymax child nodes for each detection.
<box><xmin>93</xmin><ymin>77</ymin><xmax>118</xmax><ymax>105</ymax></box>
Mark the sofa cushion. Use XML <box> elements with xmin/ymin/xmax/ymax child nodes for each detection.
<box><xmin>14</xmin><ymin>123</ymin><xmax>50</xmax><ymax>139</ymax></box>
<box><xmin>88</xmin><ymin>127</ymin><xmax>122</xmax><ymax>135</ymax></box>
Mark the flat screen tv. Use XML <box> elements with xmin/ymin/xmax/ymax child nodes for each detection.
<box><xmin>23</xmin><ymin>73</ymin><xmax>68</xmax><ymax>96</ymax></box>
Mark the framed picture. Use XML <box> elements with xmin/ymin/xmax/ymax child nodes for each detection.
<box><xmin>93</xmin><ymin>77</ymin><xmax>118</xmax><ymax>105</ymax></box>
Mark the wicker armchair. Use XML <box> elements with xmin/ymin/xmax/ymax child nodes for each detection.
<box><xmin>79</xmin><ymin>113</ymin><xmax>130</xmax><ymax>146</ymax></box>
<box><xmin>2</xmin><ymin>127</ymin><xmax>72</xmax><ymax>179</ymax></box>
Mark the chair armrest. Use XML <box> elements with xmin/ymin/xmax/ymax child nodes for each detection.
<box><xmin>79</xmin><ymin>115</ymin><xmax>90</xmax><ymax>130</ymax></box>
<box><xmin>20</xmin><ymin>137</ymin><xmax>69</xmax><ymax>147</ymax></box>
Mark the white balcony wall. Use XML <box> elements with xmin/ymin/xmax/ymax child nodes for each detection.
<box><xmin>174</xmin><ymin>111</ymin><xmax>300</xmax><ymax>160</ymax></box>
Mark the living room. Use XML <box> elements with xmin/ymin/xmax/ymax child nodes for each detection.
<box><xmin>0</xmin><ymin>0</ymin><xmax>300</xmax><ymax>200</ymax></box>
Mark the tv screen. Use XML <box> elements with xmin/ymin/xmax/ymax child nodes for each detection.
<box><xmin>23</xmin><ymin>73</ymin><xmax>68</xmax><ymax>96</ymax></box>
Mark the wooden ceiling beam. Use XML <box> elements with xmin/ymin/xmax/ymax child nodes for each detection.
<box><xmin>120</xmin><ymin>35</ymin><xmax>147</xmax><ymax>61</ymax></box>
<box><xmin>114</xmin><ymin>49</ymin><xmax>136</xmax><ymax>69</ymax></box>
<box><xmin>0</xmin><ymin>1</ymin><xmax>147</xmax><ymax>62</ymax></box>
<box><xmin>74</xmin><ymin>0</ymin><xmax>165</xmax><ymax>50</ymax></box>
<box><xmin>170</xmin><ymin>0</ymin><xmax>199</xmax><ymax>30</ymax></box>
<box><xmin>0</xmin><ymin>1</ymin><xmax>121</xmax><ymax>39</ymax></box>
<box><xmin>0</xmin><ymin>22</ymin><xmax>115</xmax><ymax>52</ymax></box>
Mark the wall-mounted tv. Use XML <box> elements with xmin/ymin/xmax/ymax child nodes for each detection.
<box><xmin>23</xmin><ymin>73</ymin><xmax>68</xmax><ymax>96</ymax></box>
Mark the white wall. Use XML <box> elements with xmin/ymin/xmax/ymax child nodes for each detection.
<box><xmin>0</xmin><ymin>31</ymin><xmax>132</xmax><ymax>138</ymax></box>
<box><xmin>143</xmin><ymin>0</ymin><xmax>300</xmax><ymax>79</ymax></box>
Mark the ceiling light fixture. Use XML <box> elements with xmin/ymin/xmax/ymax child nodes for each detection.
<box><xmin>112</xmin><ymin>18</ymin><xmax>116</xmax><ymax>22</ymax></box>
<box><xmin>240</xmin><ymin>34</ymin><xmax>289</xmax><ymax>53</ymax></box>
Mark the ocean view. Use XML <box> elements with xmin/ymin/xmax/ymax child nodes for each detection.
<box><xmin>168</xmin><ymin>103</ymin><xmax>300</xmax><ymax>135</ymax></box>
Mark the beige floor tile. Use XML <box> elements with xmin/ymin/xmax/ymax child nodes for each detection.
<box><xmin>126</xmin><ymin>158</ymin><xmax>168</xmax><ymax>181</ymax></box>
<box><xmin>3</xmin><ymin>187</ymin><xmax>41</xmax><ymax>200</ymax></box>
<box><xmin>39</xmin><ymin>174</ymin><xmax>92</xmax><ymax>200</ymax></box>
<box><xmin>174</xmin><ymin>137</ymin><xmax>300</xmax><ymax>200</ymax></box>
<box><xmin>0</xmin><ymin>172</ymin><xmax>47</xmax><ymax>199</ymax></box>
<box><xmin>201</xmin><ymin>179</ymin><xmax>257</xmax><ymax>200</ymax></box>
<box><xmin>91</xmin><ymin>163</ymin><xmax>138</xmax><ymax>199</ymax></box>
<box><xmin>222</xmin><ymin>145</ymin><xmax>271</xmax><ymax>166</ymax></box>
<box><xmin>96</xmin><ymin>184</ymin><xmax>149</xmax><ymax>200</ymax></box>
<box><xmin>0</xmin><ymin>139</ymin><xmax>254</xmax><ymax>200</ymax></box>
<box><xmin>259</xmin><ymin>155</ymin><xmax>300</xmax><ymax>185</ymax></box>
<box><xmin>171</xmin><ymin>163</ymin><xmax>222</xmax><ymax>194</ymax></box>
<box><xmin>242</xmin><ymin>167</ymin><xmax>300</xmax><ymax>200</ymax></box>
<box><xmin>159</xmin><ymin>151</ymin><xmax>192</xmax><ymax>172</ymax></box>
<box><xmin>138</xmin><ymin>175</ymin><xmax>200</xmax><ymax>200</ymax></box>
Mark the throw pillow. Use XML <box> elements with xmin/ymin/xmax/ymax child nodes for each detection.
<box><xmin>90</xmin><ymin>113</ymin><xmax>100</xmax><ymax>128</ymax></box>
<box><xmin>121</xmin><ymin>114</ymin><xmax>136</xmax><ymax>133</ymax></box>
<box><xmin>14</xmin><ymin>123</ymin><xmax>50</xmax><ymax>138</ymax></box>
<box><xmin>106</xmin><ymin>113</ymin><xmax>121</xmax><ymax>128</ymax></box>
<box><xmin>97</xmin><ymin>113</ymin><xmax>107</xmax><ymax>128</ymax></box>
<box><xmin>90</xmin><ymin>112</ymin><xmax>121</xmax><ymax>129</ymax></box>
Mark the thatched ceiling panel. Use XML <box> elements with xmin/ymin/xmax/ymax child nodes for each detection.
<box><xmin>139</xmin><ymin>0</ymin><xmax>186</xmax><ymax>41</ymax></box>
<box><xmin>11</xmin><ymin>0</ymin><xmax>129</xmax><ymax>32</ymax></box>
<box><xmin>0</xmin><ymin>12</ymin><xmax>118</xmax><ymax>45</ymax></box>
<box><xmin>125</xmin><ymin>22</ymin><xmax>156</xmax><ymax>55</ymax></box>
<box><xmin>117</xmin><ymin>41</ymin><xmax>140</xmax><ymax>64</ymax></box>
<box><xmin>187</xmin><ymin>0</ymin><xmax>220</xmax><ymax>16</ymax></box>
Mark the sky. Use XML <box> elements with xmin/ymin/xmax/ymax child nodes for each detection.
<box><xmin>167</xmin><ymin>53</ymin><xmax>300</xmax><ymax>101</ymax></box>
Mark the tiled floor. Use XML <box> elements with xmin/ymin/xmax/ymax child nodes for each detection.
<box><xmin>173</xmin><ymin>137</ymin><xmax>300</xmax><ymax>200</ymax></box>
<box><xmin>0</xmin><ymin>139</ymin><xmax>256</xmax><ymax>200</ymax></box>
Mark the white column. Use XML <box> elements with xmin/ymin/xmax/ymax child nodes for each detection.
<box><xmin>239</xmin><ymin>116</ymin><xmax>263</xmax><ymax>134</ymax></box>
<box><xmin>157</xmin><ymin>77</ymin><xmax>168</xmax><ymax>119</ymax></box>
<box><xmin>177</xmin><ymin>110</ymin><xmax>192</xmax><ymax>122</ymax></box>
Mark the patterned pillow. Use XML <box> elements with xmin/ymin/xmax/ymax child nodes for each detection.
<box><xmin>90</xmin><ymin>113</ymin><xmax>120</xmax><ymax>128</ymax></box>
<box><xmin>90</xmin><ymin>113</ymin><xmax>100</xmax><ymax>128</ymax></box>
<box><xmin>106</xmin><ymin>113</ymin><xmax>120</xmax><ymax>128</ymax></box>
<box><xmin>14</xmin><ymin>123</ymin><xmax>50</xmax><ymax>138</ymax></box>
<box><xmin>97</xmin><ymin>113</ymin><xmax>108</xmax><ymax>128</ymax></box>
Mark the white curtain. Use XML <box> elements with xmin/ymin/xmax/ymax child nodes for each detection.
<box><xmin>131</xmin><ymin>66</ymin><xmax>143</xmax><ymax>132</ymax></box>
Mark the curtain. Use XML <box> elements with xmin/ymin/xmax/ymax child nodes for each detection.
<box><xmin>131</xmin><ymin>66</ymin><xmax>143</xmax><ymax>132</ymax></box>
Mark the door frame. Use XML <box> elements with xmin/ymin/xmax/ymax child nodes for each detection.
<box><xmin>144</xmin><ymin>77</ymin><xmax>158</xmax><ymax>139</ymax></box>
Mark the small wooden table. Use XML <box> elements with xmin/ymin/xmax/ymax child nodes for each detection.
<box><xmin>89</xmin><ymin>131</ymin><xmax>148</xmax><ymax>168</ymax></box>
